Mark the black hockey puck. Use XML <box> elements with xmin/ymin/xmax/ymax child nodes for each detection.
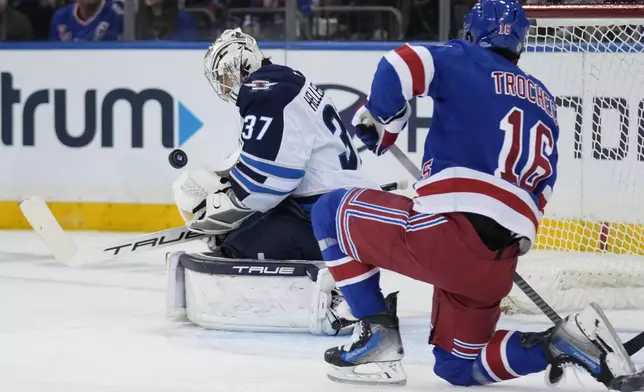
<box><xmin>168</xmin><ymin>149</ymin><xmax>188</xmax><ymax>169</ymax></box>
<box><xmin>380</xmin><ymin>181</ymin><xmax>398</xmax><ymax>191</ymax></box>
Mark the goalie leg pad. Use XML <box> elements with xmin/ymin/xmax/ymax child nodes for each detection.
<box><xmin>167</xmin><ymin>252</ymin><xmax>354</xmax><ymax>335</ymax></box>
<box><xmin>166</xmin><ymin>251</ymin><xmax>188</xmax><ymax>322</ymax></box>
<box><xmin>310</xmin><ymin>267</ymin><xmax>356</xmax><ymax>335</ymax></box>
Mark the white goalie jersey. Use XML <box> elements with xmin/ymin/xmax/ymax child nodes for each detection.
<box><xmin>229</xmin><ymin>64</ymin><xmax>375</xmax><ymax>212</ymax></box>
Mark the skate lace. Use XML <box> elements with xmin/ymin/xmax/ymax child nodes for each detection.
<box><xmin>556</xmin><ymin>360</ymin><xmax>588</xmax><ymax>388</ymax></box>
<box><xmin>568</xmin><ymin>366</ymin><xmax>585</xmax><ymax>387</ymax></box>
<box><xmin>326</xmin><ymin>290</ymin><xmax>356</xmax><ymax>334</ymax></box>
<box><xmin>341</xmin><ymin>321</ymin><xmax>367</xmax><ymax>351</ymax></box>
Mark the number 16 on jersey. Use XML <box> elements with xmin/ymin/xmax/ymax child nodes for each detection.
<box><xmin>496</xmin><ymin>107</ymin><xmax>555</xmax><ymax>193</ymax></box>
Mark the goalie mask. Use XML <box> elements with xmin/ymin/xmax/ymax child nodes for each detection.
<box><xmin>204</xmin><ymin>28</ymin><xmax>266</xmax><ymax>104</ymax></box>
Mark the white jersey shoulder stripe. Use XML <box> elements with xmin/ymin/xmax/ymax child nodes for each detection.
<box><xmin>384</xmin><ymin>50</ymin><xmax>414</xmax><ymax>100</ymax></box>
<box><xmin>384</xmin><ymin>44</ymin><xmax>435</xmax><ymax>100</ymax></box>
<box><xmin>408</xmin><ymin>44</ymin><xmax>434</xmax><ymax>97</ymax></box>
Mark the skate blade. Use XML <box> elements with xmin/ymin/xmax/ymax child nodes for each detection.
<box><xmin>585</xmin><ymin>303</ymin><xmax>637</xmax><ymax>375</ymax></box>
<box><xmin>327</xmin><ymin>361</ymin><xmax>407</xmax><ymax>386</ymax></box>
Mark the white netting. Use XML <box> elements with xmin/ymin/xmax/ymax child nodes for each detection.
<box><xmin>503</xmin><ymin>9</ymin><xmax>644</xmax><ymax>314</ymax></box>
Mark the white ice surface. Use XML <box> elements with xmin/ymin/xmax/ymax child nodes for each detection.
<box><xmin>0</xmin><ymin>230</ymin><xmax>642</xmax><ymax>392</ymax></box>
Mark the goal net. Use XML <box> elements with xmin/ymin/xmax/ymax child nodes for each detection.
<box><xmin>503</xmin><ymin>4</ymin><xmax>644</xmax><ymax>314</ymax></box>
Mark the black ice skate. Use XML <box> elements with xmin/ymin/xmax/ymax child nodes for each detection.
<box><xmin>324</xmin><ymin>292</ymin><xmax>406</xmax><ymax>386</ymax></box>
<box><xmin>542</xmin><ymin>302</ymin><xmax>640</xmax><ymax>390</ymax></box>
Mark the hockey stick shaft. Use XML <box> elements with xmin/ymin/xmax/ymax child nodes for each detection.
<box><xmin>20</xmin><ymin>197</ymin><xmax>205</xmax><ymax>266</ymax></box>
<box><xmin>90</xmin><ymin>180</ymin><xmax>405</xmax><ymax>259</ymax></box>
<box><xmin>512</xmin><ymin>271</ymin><xmax>562</xmax><ymax>324</ymax></box>
<box><xmin>22</xmin><ymin>179</ymin><xmax>406</xmax><ymax>267</ymax></box>
<box><xmin>385</xmin><ymin>145</ymin><xmax>644</xmax><ymax>355</ymax></box>
<box><xmin>96</xmin><ymin>227</ymin><xmax>205</xmax><ymax>260</ymax></box>
<box><xmin>625</xmin><ymin>332</ymin><xmax>644</xmax><ymax>356</ymax></box>
<box><xmin>389</xmin><ymin>145</ymin><xmax>422</xmax><ymax>179</ymax></box>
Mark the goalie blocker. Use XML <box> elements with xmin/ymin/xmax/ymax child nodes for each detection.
<box><xmin>166</xmin><ymin>251</ymin><xmax>356</xmax><ymax>335</ymax></box>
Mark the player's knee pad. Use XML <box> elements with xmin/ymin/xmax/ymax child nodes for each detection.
<box><xmin>165</xmin><ymin>251</ymin><xmax>355</xmax><ymax>335</ymax></box>
<box><xmin>433</xmin><ymin>346</ymin><xmax>479</xmax><ymax>386</ymax></box>
<box><xmin>311</xmin><ymin>188</ymin><xmax>352</xmax><ymax>239</ymax></box>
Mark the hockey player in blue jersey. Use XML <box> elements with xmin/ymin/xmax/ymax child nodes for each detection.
<box><xmin>310</xmin><ymin>0</ymin><xmax>644</xmax><ymax>389</ymax></box>
<box><xmin>166</xmin><ymin>28</ymin><xmax>374</xmax><ymax>336</ymax></box>
<box><xmin>50</xmin><ymin>0</ymin><xmax>123</xmax><ymax>42</ymax></box>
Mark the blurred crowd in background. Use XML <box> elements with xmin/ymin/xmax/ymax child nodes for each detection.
<box><xmin>0</xmin><ymin>0</ymin><xmax>642</xmax><ymax>43</ymax></box>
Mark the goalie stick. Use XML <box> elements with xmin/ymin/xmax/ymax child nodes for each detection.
<box><xmin>19</xmin><ymin>197</ymin><xmax>206</xmax><ymax>267</ymax></box>
<box><xmin>386</xmin><ymin>144</ymin><xmax>644</xmax><ymax>356</ymax></box>
<box><xmin>20</xmin><ymin>181</ymin><xmax>408</xmax><ymax>267</ymax></box>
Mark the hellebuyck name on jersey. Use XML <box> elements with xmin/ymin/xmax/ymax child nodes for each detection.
<box><xmin>303</xmin><ymin>83</ymin><xmax>325</xmax><ymax>112</ymax></box>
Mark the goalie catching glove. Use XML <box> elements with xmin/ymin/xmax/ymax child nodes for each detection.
<box><xmin>172</xmin><ymin>168</ymin><xmax>255</xmax><ymax>235</ymax></box>
<box><xmin>352</xmin><ymin>103</ymin><xmax>410</xmax><ymax>156</ymax></box>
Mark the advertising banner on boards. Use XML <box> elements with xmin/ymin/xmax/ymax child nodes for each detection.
<box><xmin>1</xmin><ymin>44</ymin><xmax>643</xmax><ymax>235</ymax></box>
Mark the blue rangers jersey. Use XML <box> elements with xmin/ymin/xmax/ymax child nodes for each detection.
<box><xmin>49</xmin><ymin>0</ymin><xmax>123</xmax><ymax>42</ymax></box>
<box><xmin>230</xmin><ymin>64</ymin><xmax>374</xmax><ymax>213</ymax></box>
<box><xmin>366</xmin><ymin>40</ymin><xmax>559</xmax><ymax>245</ymax></box>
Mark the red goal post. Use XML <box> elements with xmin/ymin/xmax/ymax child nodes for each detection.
<box><xmin>501</xmin><ymin>4</ymin><xmax>644</xmax><ymax>314</ymax></box>
<box><xmin>524</xmin><ymin>3</ymin><xmax>644</xmax><ymax>19</ymax></box>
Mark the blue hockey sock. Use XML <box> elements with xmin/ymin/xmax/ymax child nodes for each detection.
<box><xmin>326</xmin><ymin>256</ymin><xmax>385</xmax><ymax>317</ymax></box>
<box><xmin>434</xmin><ymin>330</ymin><xmax>549</xmax><ymax>386</ymax></box>
<box><xmin>472</xmin><ymin>330</ymin><xmax>549</xmax><ymax>384</ymax></box>
<box><xmin>311</xmin><ymin>189</ymin><xmax>386</xmax><ymax>318</ymax></box>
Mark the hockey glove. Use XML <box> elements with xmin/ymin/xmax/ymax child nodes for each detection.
<box><xmin>173</xmin><ymin>168</ymin><xmax>230</xmax><ymax>223</ymax></box>
<box><xmin>172</xmin><ymin>169</ymin><xmax>255</xmax><ymax>236</ymax></box>
<box><xmin>352</xmin><ymin>103</ymin><xmax>409</xmax><ymax>156</ymax></box>
<box><xmin>187</xmin><ymin>189</ymin><xmax>255</xmax><ymax>235</ymax></box>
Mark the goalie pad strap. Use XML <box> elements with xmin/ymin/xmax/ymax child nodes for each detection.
<box><xmin>179</xmin><ymin>252</ymin><xmax>321</xmax><ymax>280</ymax></box>
<box><xmin>166</xmin><ymin>251</ymin><xmax>188</xmax><ymax>321</ymax></box>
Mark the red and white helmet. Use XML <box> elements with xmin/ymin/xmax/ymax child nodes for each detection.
<box><xmin>204</xmin><ymin>28</ymin><xmax>266</xmax><ymax>104</ymax></box>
